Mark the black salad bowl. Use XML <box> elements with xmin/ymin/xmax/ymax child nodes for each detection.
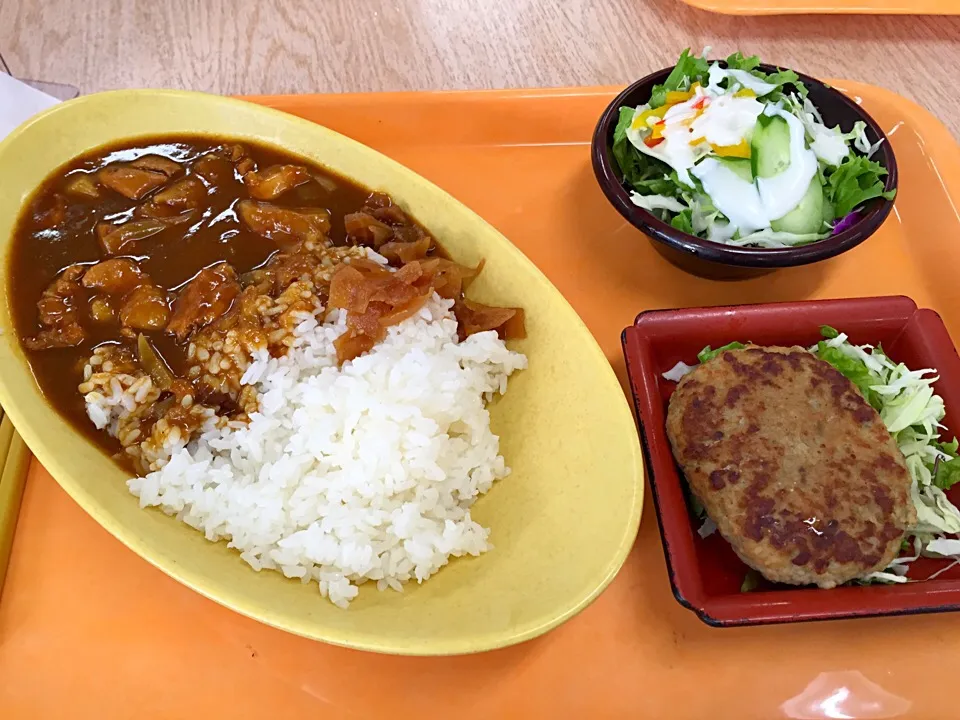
<box><xmin>591</xmin><ymin>63</ymin><xmax>898</xmax><ymax>280</ymax></box>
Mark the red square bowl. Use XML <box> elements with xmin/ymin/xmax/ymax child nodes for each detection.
<box><xmin>622</xmin><ymin>295</ymin><xmax>960</xmax><ymax>626</ymax></box>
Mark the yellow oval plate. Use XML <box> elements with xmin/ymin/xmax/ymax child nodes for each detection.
<box><xmin>0</xmin><ymin>90</ymin><xmax>643</xmax><ymax>655</ymax></box>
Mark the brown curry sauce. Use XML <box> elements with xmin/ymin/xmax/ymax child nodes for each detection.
<box><xmin>10</xmin><ymin>137</ymin><xmax>523</xmax><ymax>470</ymax></box>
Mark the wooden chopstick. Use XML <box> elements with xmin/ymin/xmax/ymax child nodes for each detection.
<box><xmin>0</xmin><ymin>415</ymin><xmax>29</xmax><ymax>598</ymax></box>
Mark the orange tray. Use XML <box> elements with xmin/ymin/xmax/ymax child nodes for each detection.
<box><xmin>680</xmin><ymin>0</ymin><xmax>957</xmax><ymax>13</ymax></box>
<box><xmin>2</xmin><ymin>84</ymin><xmax>960</xmax><ymax>719</ymax></box>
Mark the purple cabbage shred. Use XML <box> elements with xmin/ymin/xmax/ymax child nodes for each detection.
<box><xmin>833</xmin><ymin>211</ymin><xmax>862</xmax><ymax>235</ymax></box>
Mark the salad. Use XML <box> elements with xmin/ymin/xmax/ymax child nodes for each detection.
<box><xmin>612</xmin><ymin>49</ymin><xmax>896</xmax><ymax>248</ymax></box>
<box><xmin>664</xmin><ymin>328</ymin><xmax>960</xmax><ymax>586</ymax></box>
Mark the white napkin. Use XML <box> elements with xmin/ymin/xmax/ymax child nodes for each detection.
<box><xmin>0</xmin><ymin>73</ymin><xmax>59</xmax><ymax>140</ymax></box>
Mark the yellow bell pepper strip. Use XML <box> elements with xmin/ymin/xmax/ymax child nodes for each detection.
<box><xmin>664</xmin><ymin>82</ymin><xmax>702</xmax><ymax>106</ymax></box>
<box><xmin>711</xmin><ymin>139</ymin><xmax>751</xmax><ymax>158</ymax></box>
<box><xmin>631</xmin><ymin>105</ymin><xmax>668</xmax><ymax>131</ymax></box>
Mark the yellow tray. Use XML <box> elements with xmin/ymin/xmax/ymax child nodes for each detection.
<box><xmin>2</xmin><ymin>83</ymin><xmax>960</xmax><ymax>718</ymax></box>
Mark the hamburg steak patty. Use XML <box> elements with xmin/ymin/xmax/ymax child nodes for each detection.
<box><xmin>666</xmin><ymin>345</ymin><xmax>916</xmax><ymax>588</ymax></box>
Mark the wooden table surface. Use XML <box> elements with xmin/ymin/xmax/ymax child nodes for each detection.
<box><xmin>1</xmin><ymin>0</ymin><xmax>957</xmax><ymax>136</ymax></box>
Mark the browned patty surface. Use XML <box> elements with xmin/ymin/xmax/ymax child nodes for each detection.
<box><xmin>666</xmin><ymin>345</ymin><xmax>916</xmax><ymax>588</ymax></box>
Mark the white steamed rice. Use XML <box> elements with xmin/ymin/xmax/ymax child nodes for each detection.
<box><xmin>124</xmin><ymin>295</ymin><xmax>526</xmax><ymax>607</ymax></box>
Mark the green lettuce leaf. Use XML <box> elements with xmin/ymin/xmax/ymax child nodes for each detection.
<box><xmin>740</xmin><ymin>570</ymin><xmax>762</xmax><ymax>593</ymax></box>
<box><xmin>722</xmin><ymin>51</ymin><xmax>806</xmax><ymax>100</ymax></box>
<box><xmin>825</xmin><ymin>155</ymin><xmax>897</xmax><ymax>218</ymax></box>
<box><xmin>815</xmin><ymin>341</ymin><xmax>884</xmax><ymax>410</ymax></box>
<box><xmin>612</xmin><ymin>106</ymin><xmax>638</xmax><ymax>177</ymax></box>
<box><xmin>762</xmin><ymin>69</ymin><xmax>808</xmax><ymax>100</ymax></box>
<box><xmin>634</xmin><ymin>173</ymin><xmax>684</xmax><ymax>196</ymax></box>
<box><xmin>650</xmin><ymin>48</ymin><xmax>709</xmax><ymax>108</ymax></box>
<box><xmin>724</xmin><ymin>51</ymin><xmax>761</xmax><ymax>72</ymax></box>
<box><xmin>935</xmin><ymin>458</ymin><xmax>960</xmax><ymax>491</ymax></box>
<box><xmin>820</xmin><ymin>325</ymin><xmax>840</xmax><ymax>339</ymax></box>
<box><xmin>671</xmin><ymin>209</ymin><xmax>695</xmax><ymax>234</ymax></box>
<box><xmin>935</xmin><ymin>438</ymin><xmax>960</xmax><ymax>490</ymax></box>
<box><xmin>613</xmin><ymin>105</ymin><xmax>633</xmax><ymax>145</ymax></box>
<box><xmin>697</xmin><ymin>341</ymin><xmax>747</xmax><ymax>364</ymax></box>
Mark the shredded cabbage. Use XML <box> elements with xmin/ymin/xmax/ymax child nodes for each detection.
<box><xmin>862</xmin><ymin>571</ymin><xmax>908</xmax><ymax>584</ymax></box>
<box><xmin>726</xmin><ymin>228</ymin><xmax>829</xmax><ymax>248</ymax></box>
<box><xmin>786</xmin><ymin>94</ymin><xmax>884</xmax><ymax>163</ymax></box>
<box><xmin>788</xmin><ymin>94</ymin><xmax>853</xmax><ymax>166</ymax></box>
<box><xmin>850</xmin><ymin>124</ymin><xmax>885</xmax><ymax>159</ymax></box>
<box><xmin>629</xmin><ymin>192</ymin><xmax>689</xmax><ymax>214</ymax></box>
<box><xmin>697</xmin><ymin>517</ymin><xmax>718</xmax><ymax>539</ymax></box>
<box><xmin>662</xmin><ymin>361</ymin><xmax>696</xmax><ymax>382</ymax></box>
<box><xmin>911</xmin><ymin>482</ymin><xmax>960</xmax><ymax>535</ymax></box>
<box><xmin>925</xmin><ymin>537</ymin><xmax>960</xmax><ymax>556</ymax></box>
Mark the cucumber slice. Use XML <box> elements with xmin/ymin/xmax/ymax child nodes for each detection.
<box><xmin>770</xmin><ymin>178</ymin><xmax>825</xmax><ymax>234</ymax></box>
<box><xmin>751</xmin><ymin>115</ymin><xmax>791</xmax><ymax>179</ymax></box>
<box><xmin>715</xmin><ymin>157</ymin><xmax>754</xmax><ymax>183</ymax></box>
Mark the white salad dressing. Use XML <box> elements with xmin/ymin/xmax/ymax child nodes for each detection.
<box><xmin>662</xmin><ymin>97</ymin><xmax>702</xmax><ymax>125</ymax></box>
<box><xmin>691</xmin><ymin>159</ymin><xmax>768</xmax><ymax>234</ymax></box>
<box><xmin>689</xmin><ymin>93</ymin><xmax>764</xmax><ymax>147</ymax></box>
<box><xmin>706</xmin><ymin>63</ymin><xmax>777</xmax><ymax>97</ymax></box>
<box><xmin>692</xmin><ymin>107</ymin><xmax>817</xmax><ymax>235</ymax></box>
<box><xmin>625</xmin><ymin>89</ymin><xmax>710</xmax><ymax>186</ymax></box>
<box><xmin>690</xmin><ymin>107</ymin><xmax>818</xmax><ymax>236</ymax></box>
<box><xmin>755</xmin><ymin>106</ymin><xmax>819</xmax><ymax>221</ymax></box>
<box><xmin>631</xmin><ymin>94</ymin><xmax>819</xmax><ymax>237</ymax></box>
<box><xmin>657</xmin><ymin>101</ymin><xmax>705</xmax><ymax>186</ymax></box>
<box><xmin>626</xmin><ymin>87</ymin><xmax>763</xmax><ymax>187</ymax></box>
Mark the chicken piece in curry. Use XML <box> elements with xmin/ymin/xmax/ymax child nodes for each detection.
<box><xmin>12</xmin><ymin>138</ymin><xmax>524</xmax><ymax>473</ymax></box>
